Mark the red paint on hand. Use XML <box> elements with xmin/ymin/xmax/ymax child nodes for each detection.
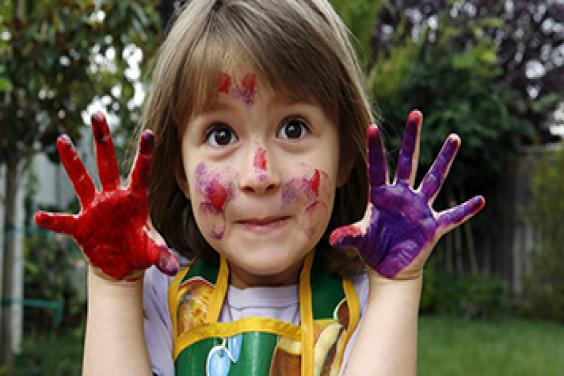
<box><xmin>253</xmin><ymin>147</ymin><xmax>267</xmax><ymax>170</ymax></box>
<box><xmin>218</xmin><ymin>72</ymin><xmax>232</xmax><ymax>94</ymax></box>
<box><xmin>208</xmin><ymin>179</ymin><xmax>228</xmax><ymax>211</ymax></box>
<box><xmin>34</xmin><ymin>112</ymin><xmax>179</xmax><ymax>281</ymax></box>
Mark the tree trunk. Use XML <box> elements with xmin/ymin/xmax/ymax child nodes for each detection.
<box><xmin>0</xmin><ymin>159</ymin><xmax>22</xmax><ymax>372</ymax></box>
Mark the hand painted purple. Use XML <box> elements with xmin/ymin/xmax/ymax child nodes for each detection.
<box><xmin>419</xmin><ymin>135</ymin><xmax>459</xmax><ymax>201</ymax></box>
<box><xmin>438</xmin><ymin>196</ymin><xmax>484</xmax><ymax>229</ymax></box>
<box><xmin>362</xmin><ymin>185</ymin><xmax>438</xmax><ymax>276</ymax></box>
<box><xmin>330</xmin><ymin>110</ymin><xmax>485</xmax><ymax>278</ymax></box>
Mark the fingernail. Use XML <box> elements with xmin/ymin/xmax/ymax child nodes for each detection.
<box><xmin>408</xmin><ymin>110</ymin><xmax>423</xmax><ymax>125</ymax></box>
<box><xmin>91</xmin><ymin>112</ymin><xmax>107</xmax><ymax>141</ymax></box>
<box><xmin>140</xmin><ymin>131</ymin><xmax>155</xmax><ymax>155</ymax></box>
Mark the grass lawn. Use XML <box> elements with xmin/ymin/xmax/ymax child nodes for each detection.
<box><xmin>3</xmin><ymin>316</ymin><xmax>564</xmax><ymax>375</ymax></box>
<box><xmin>418</xmin><ymin>316</ymin><xmax>564</xmax><ymax>375</ymax></box>
<box><xmin>2</xmin><ymin>330</ymin><xmax>83</xmax><ymax>376</ymax></box>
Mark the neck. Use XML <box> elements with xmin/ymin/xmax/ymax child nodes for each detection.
<box><xmin>228</xmin><ymin>260</ymin><xmax>304</xmax><ymax>289</ymax></box>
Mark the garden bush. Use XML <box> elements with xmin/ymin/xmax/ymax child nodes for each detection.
<box><xmin>522</xmin><ymin>145</ymin><xmax>564</xmax><ymax>322</ymax></box>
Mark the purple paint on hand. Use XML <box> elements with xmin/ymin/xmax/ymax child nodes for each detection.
<box><xmin>330</xmin><ymin>111</ymin><xmax>485</xmax><ymax>278</ymax></box>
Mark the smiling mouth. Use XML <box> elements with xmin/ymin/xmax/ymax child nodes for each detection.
<box><xmin>235</xmin><ymin>216</ymin><xmax>291</xmax><ymax>232</ymax></box>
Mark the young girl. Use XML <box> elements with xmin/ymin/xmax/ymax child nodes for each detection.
<box><xmin>35</xmin><ymin>0</ymin><xmax>484</xmax><ymax>375</ymax></box>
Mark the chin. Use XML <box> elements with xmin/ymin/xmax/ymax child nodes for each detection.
<box><xmin>216</xmin><ymin>240</ymin><xmax>313</xmax><ymax>285</ymax></box>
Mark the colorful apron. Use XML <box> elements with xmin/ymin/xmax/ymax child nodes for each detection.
<box><xmin>168</xmin><ymin>251</ymin><xmax>360</xmax><ymax>376</ymax></box>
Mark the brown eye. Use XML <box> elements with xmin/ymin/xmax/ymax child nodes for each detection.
<box><xmin>205</xmin><ymin>123</ymin><xmax>237</xmax><ymax>146</ymax></box>
<box><xmin>278</xmin><ymin>118</ymin><xmax>309</xmax><ymax>139</ymax></box>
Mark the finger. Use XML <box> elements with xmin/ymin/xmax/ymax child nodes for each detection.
<box><xmin>35</xmin><ymin>211</ymin><xmax>77</xmax><ymax>235</ymax></box>
<box><xmin>152</xmin><ymin>243</ymin><xmax>180</xmax><ymax>276</ymax></box>
<box><xmin>91</xmin><ymin>111</ymin><xmax>121</xmax><ymax>191</ymax></box>
<box><xmin>129</xmin><ymin>130</ymin><xmax>154</xmax><ymax>196</ymax></box>
<box><xmin>329</xmin><ymin>224</ymin><xmax>364</xmax><ymax>250</ymax></box>
<box><xmin>56</xmin><ymin>135</ymin><xmax>96</xmax><ymax>207</ymax></box>
<box><xmin>418</xmin><ymin>134</ymin><xmax>460</xmax><ymax>204</ymax></box>
<box><xmin>394</xmin><ymin>110</ymin><xmax>423</xmax><ymax>186</ymax></box>
<box><xmin>437</xmin><ymin>195</ymin><xmax>485</xmax><ymax>233</ymax></box>
<box><xmin>367</xmin><ymin>124</ymin><xmax>388</xmax><ymax>189</ymax></box>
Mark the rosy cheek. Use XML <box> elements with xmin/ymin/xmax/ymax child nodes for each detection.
<box><xmin>193</xmin><ymin>162</ymin><xmax>237</xmax><ymax>240</ymax></box>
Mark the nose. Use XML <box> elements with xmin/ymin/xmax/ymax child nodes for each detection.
<box><xmin>238</xmin><ymin>145</ymin><xmax>281</xmax><ymax>194</ymax></box>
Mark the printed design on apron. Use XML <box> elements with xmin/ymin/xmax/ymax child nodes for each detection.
<box><xmin>168</xmin><ymin>251</ymin><xmax>360</xmax><ymax>376</ymax></box>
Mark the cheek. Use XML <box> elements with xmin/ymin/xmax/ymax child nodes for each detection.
<box><xmin>281</xmin><ymin>164</ymin><xmax>332</xmax><ymax>206</ymax></box>
<box><xmin>191</xmin><ymin>162</ymin><xmax>238</xmax><ymax>240</ymax></box>
<box><xmin>281</xmin><ymin>164</ymin><xmax>335</xmax><ymax>238</ymax></box>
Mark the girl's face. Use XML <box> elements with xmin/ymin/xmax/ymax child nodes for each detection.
<box><xmin>179</xmin><ymin>72</ymin><xmax>341</xmax><ymax>288</ymax></box>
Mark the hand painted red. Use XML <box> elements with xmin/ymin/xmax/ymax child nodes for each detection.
<box><xmin>35</xmin><ymin>111</ymin><xmax>179</xmax><ymax>280</ymax></box>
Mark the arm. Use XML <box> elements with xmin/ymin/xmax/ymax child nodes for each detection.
<box><xmin>331</xmin><ymin>110</ymin><xmax>485</xmax><ymax>375</ymax></box>
<box><xmin>35</xmin><ymin>112</ymin><xmax>179</xmax><ymax>375</ymax></box>
<box><xmin>83</xmin><ymin>270</ymin><xmax>152</xmax><ymax>375</ymax></box>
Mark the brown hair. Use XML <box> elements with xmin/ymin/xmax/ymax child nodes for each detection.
<box><xmin>139</xmin><ymin>0</ymin><xmax>372</xmax><ymax>277</ymax></box>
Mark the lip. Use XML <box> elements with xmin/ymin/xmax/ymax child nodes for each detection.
<box><xmin>234</xmin><ymin>216</ymin><xmax>291</xmax><ymax>233</ymax></box>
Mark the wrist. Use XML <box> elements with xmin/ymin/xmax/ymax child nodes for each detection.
<box><xmin>88</xmin><ymin>266</ymin><xmax>144</xmax><ymax>291</ymax></box>
<box><xmin>367</xmin><ymin>269</ymin><xmax>423</xmax><ymax>301</ymax></box>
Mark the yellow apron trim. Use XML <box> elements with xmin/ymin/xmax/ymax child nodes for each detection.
<box><xmin>168</xmin><ymin>263</ymin><xmax>192</xmax><ymax>343</ymax></box>
<box><xmin>299</xmin><ymin>252</ymin><xmax>315</xmax><ymax>376</ymax></box>
<box><xmin>206</xmin><ymin>255</ymin><xmax>229</xmax><ymax>324</ymax></box>
<box><xmin>173</xmin><ymin>316</ymin><xmax>301</xmax><ymax>360</ymax></box>
<box><xmin>335</xmin><ymin>277</ymin><xmax>361</xmax><ymax>369</ymax></box>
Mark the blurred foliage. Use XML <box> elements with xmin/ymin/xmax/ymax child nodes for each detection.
<box><xmin>23</xmin><ymin>228</ymin><xmax>86</xmax><ymax>331</ymax></box>
<box><xmin>421</xmin><ymin>258</ymin><xmax>509</xmax><ymax>318</ymax></box>
<box><xmin>522</xmin><ymin>145</ymin><xmax>564</xmax><ymax>322</ymax></box>
<box><xmin>369</xmin><ymin>0</ymin><xmax>564</xmax><ymax>144</ymax></box>
<box><xmin>1</xmin><ymin>329</ymin><xmax>83</xmax><ymax>376</ymax></box>
<box><xmin>0</xmin><ymin>0</ymin><xmax>161</xmax><ymax>342</ymax></box>
<box><xmin>368</xmin><ymin>9</ymin><xmax>533</xmax><ymax>197</ymax></box>
<box><xmin>0</xmin><ymin>0</ymin><xmax>160</xmax><ymax>168</ymax></box>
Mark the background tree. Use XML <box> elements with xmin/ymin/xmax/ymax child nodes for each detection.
<box><xmin>0</xmin><ymin>0</ymin><xmax>160</xmax><ymax>369</ymax></box>
<box><xmin>369</xmin><ymin>0</ymin><xmax>564</xmax><ymax>143</ymax></box>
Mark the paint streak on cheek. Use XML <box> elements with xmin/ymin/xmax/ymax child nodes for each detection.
<box><xmin>194</xmin><ymin>162</ymin><xmax>236</xmax><ymax>240</ymax></box>
<box><xmin>281</xmin><ymin>167</ymin><xmax>332</xmax><ymax>238</ymax></box>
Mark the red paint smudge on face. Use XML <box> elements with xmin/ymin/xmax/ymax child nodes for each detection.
<box><xmin>240</xmin><ymin>73</ymin><xmax>256</xmax><ymax>105</ymax></box>
<box><xmin>253</xmin><ymin>147</ymin><xmax>267</xmax><ymax>170</ymax></box>
<box><xmin>310</xmin><ymin>169</ymin><xmax>320</xmax><ymax>196</ymax></box>
<box><xmin>218</xmin><ymin>72</ymin><xmax>232</xmax><ymax>94</ymax></box>
<box><xmin>207</xmin><ymin>179</ymin><xmax>228</xmax><ymax>210</ymax></box>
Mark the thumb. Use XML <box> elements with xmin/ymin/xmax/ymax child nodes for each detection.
<box><xmin>329</xmin><ymin>224</ymin><xmax>364</xmax><ymax>251</ymax></box>
<box><xmin>154</xmin><ymin>244</ymin><xmax>180</xmax><ymax>276</ymax></box>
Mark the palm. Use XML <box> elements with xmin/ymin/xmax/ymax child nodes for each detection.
<box><xmin>35</xmin><ymin>112</ymin><xmax>178</xmax><ymax>280</ymax></box>
<box><xmin>330</xmin><ymin>110</ymin><xmax>484</xmax><ymax>279</ymax></box>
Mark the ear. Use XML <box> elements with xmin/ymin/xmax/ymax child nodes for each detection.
<box><xmin>174</xmin><ymin>159</ymin><xmax>190</xmax><ymax>199</ymax></box>
<box><xmin>336</xmin><ymin>153</ymin><xmax>355</xmax><ymax>187</ymax></box>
